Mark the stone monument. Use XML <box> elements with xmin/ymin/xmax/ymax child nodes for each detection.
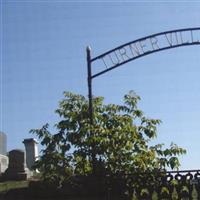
<box><xmin>0</xmin><ymin>132</ymin><xmax>7</xmax><ymax>156</ymax></box>
<box><xmin>0</xmin><ymin>154</ymin><xmax>8</xmax><ymax>174</ymax></box>
<box><xmin>4</xmin><ymin>149</ymin><xmax>30</xmax><ymax>180</ymax></box>
<box><xmin>23</xmin><ymin>138</ymin><xmax>38</xmax><ymax>170</ymax></box>
<box><xmin>0</xmin><ymin>132</ymin><xmax>8</xmax><ymax>174</ymax></box>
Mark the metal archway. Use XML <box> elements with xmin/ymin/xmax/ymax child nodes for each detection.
<box><xmin>86</xmin><ymin>27</ymin><xmax>200</xmax><ymax>175</ymax></box>
<box><xmin>87</xmin><ymin>27</ymin><xmax>200</xmax><ymax>126</ymax></box>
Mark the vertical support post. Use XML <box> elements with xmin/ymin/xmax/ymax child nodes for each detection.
<box><xmin>86</xmin><ymin>46</ymin><xmax>96</xmax><ymax>175</ymax></box>
<box><xmin>87</xmin><ymin>46</ymin><xmax>93</xmax><ymax>126</ymax></box>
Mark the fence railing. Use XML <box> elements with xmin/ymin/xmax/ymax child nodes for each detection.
<box><xmin>105</xmin><ymin>169</ymin><xmax>200</xmax><ymax>200</ymax></box>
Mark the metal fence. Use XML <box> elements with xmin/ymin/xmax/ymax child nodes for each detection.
<box><xmin>105</xmin><ymin>170</ymin><xmax>200</xmax><ymax>200</ymax></box>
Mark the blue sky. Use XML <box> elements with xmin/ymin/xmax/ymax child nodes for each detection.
<box><xmin>1</xmin><ymin>1</ymin><xmax>200</xmax><ymax>170</ymax></box>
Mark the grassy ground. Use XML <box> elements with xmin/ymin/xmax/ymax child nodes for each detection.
<box><xmin>0</xmin><ymin>181</ymin><xmax>104</xmax><ymax>200</ymax></box>
<box><xmin>0</xmin><ymin>181</ymin><xmax>29</xmax><ymax>193</ymax></box>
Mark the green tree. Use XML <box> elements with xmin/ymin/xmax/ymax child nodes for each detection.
<box><xmin>30</xmin><ymin>91</ymin><xmax>186</xmax><ymax>187</ymax></box>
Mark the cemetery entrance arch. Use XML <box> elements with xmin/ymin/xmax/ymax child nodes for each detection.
<box><xmin>86</xmin><ymin>27</ymin><xmax>200</xmax><ymax>199</ymax></box>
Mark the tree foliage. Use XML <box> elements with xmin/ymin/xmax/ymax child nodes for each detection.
<box><xmin>30</xmin><ymin>91</ymin><xmax>186</xmax><ymax>186</ymax></box>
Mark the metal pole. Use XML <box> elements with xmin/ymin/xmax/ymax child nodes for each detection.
<box><xmin>87</xmin><ymin>46</ymin><xmax>93</xmax><ymax>126</ymax></box>
<box><xmin>86</xmin><ymin>46</ymin><xmax>96</xmax><ymax>175</ymax></box>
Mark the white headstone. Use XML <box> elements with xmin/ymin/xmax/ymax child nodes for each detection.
<box><xmin>0</xmin><ymin>154</ymin><xmax>8</xmax><ymax>173</ymax></box>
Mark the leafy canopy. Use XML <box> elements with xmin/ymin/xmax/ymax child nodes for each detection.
<box><xmin>30</xmin><ymin>91</ymin><xmax>186</xmax><ymax>184</ymax></box>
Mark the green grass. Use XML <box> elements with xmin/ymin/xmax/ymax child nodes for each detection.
<box><xmin>0</xmin><ymin>181</ymin><xmax>29</xmax><ymax>193</ymax></box>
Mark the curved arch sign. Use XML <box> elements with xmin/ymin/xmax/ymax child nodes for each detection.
<box><xmin>86</xmin><ymin>27</ymin><xmax>200</xmax><ymax>130</ymax></box>
<box><xmin>89</xmin><ymin>27</ymin><xmax>200</xmax><ymax>79</ymax></box>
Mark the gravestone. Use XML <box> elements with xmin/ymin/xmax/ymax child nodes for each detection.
<box><xmin>23</xmin><ymin>138</ymin><xmax>38</xmax><ymax>170</ymax></box>
<box><xmin>0</xmin><ymin>154</ymin><xmax>8</xmax><ymax>174</ymax></box>
<box><xmin>4</xmin><ymin>149</ymin><xmax>29</xmax><ymax>180</ymax></box>
<box><xmin>0</xmin><ymin>132</ymin><xmax>7</xmax><ymax>156</ymax></box>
